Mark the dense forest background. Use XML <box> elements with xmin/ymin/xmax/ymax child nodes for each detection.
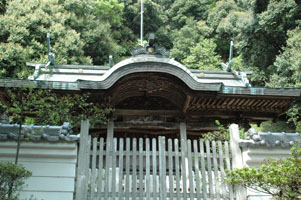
<box><xmin>0</xmin><ymin>0</ymin><xmax>300</xmax><ymax>131</ymax></box>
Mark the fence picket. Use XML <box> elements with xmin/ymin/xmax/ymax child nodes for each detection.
<box><xmin>118</xmin><ymin>138</ymin><xmax>124</xmax><ymax>200</ymax></box>
<box><xmin>199</xmin><ymin>140</ymin><xmax>208</xmax><ymax>199</ymax></box>
<box><xmin>174</xmin><ymin>139</ymin><xmax>181</xmax><ymax>200</ymax></box>
<box><xmin>139</xmin><ymin>138</ymin><xmax>144</xmax><ymax>199</ymax></box>
<box><xmin>152</xmin><ymin>138</ymin><xmax>158</xmax><ymax>199</ymax></box>
<box><xmin>104</xmin><ymin>136</ymin><xmax>112</xmax><ymax>199</ymax></box>
<box><xmin>206</xmin><ymin>140</ymin><xmax>214</xmax><ymax>199</ymax></box>
<box><xmin>212</xmin><ymin>141</ymin><xmax>220</xmax><ymax>200</ymax></box>
<box><xmin>125</xmin><ymin>138</ymin><xmax>130</xmax><ymax>200</ymax></box>
<box><xmin>159</xmin><ymin>137</ymin><xmax>167</xmax><ymax>199</ymax></box>
<box><xmin>168</xmin><ymin>139</ymin><xmax>174</xmax><ymax>200</ymax></box>
<box><xmin>90</xmin><ymin>138</ymin><xmax>97</xmax><ymax>200</ymax></box>
<box><xmin>180</xmin><ymin>138</ymin><xmax>188</xmax><ymax>199</ymax></box>
<box><xmin>146</xmin><ymin>138</ymin><xmax>151</xmax><ymax>200</ymax></box>
<box><xmin>111</xmin><ymin>138</ymin><xmax>117</xmax><ymax>199</ymax></box>
<box><xmin>225</xmin><ymin>141</ymin><xmax>234</xmax><ymax>200</ymax></box>
<box><xmin>98</xmin><ymin>138</ymin><xmax>104</xmax><ymax>200</ymax></box>
<box><xmin>187</xmin><ymin>140</ymin><xmax>194</xmax><ymax>200</ymax></box>
<box><xmin>193</xmin><ymin>140</ymin><xmax>201</xmax><ymax>200</ymax></box>
<box><xmin>132</xmin><ymin>138</ymin><xmax>137</xmax><ymax>200</ymax></box>
<box><xmin>218</xmin><ymin>141</ymin><xmax>226</xmax><ymax>198</ymax></box>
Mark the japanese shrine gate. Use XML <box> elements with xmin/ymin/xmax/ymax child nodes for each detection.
<box><xmin>1</xmin><ymin>39</ymin><xmax>300</xmax><ymax>200</ymax></box>
<box><xmin>75</xmin><ymin>120</ymin><xmax>245</xmax><ymax>200</ymax></box>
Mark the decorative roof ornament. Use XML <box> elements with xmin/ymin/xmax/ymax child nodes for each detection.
<box><xmin>46</xmin><ymin>33</ymin><xmax>55</xmax><ymax>67</ymax></box>
<box><xmin>32</xmin><ymin>33</ymin><xmax>56</xmax><ymax>80</ymax></box>
<box><xmin>221</xmin><ymin>41</ymin><xmax>234</xmax><ymax>72</ymax></box>
<box><xmin>221</xmin><ymin>41</ymin><xmax>251</xmax><ymax>87</ymax></box>
<box><xmin>130</xmin><ymin>33</ymin><xmax>170</xmax><ymax>57</ymax></box>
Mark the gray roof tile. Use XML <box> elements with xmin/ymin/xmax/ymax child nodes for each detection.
<box><xmin>240</xmin><ymin>128</ymin><xmax>301</xmax><ymax>148</ymax></box>
<box><xmin>0</xmin><ymin>122</ymin><xmax>78</xmax><ymax>142</ymax></box>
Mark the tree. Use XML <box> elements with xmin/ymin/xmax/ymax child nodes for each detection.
<box><xmin>2</xmin><ymin>87</ymin><xmax>112</xmax><ymax>165</ymax></box>
<box><xmin>207</xmin><ymin>0</ymin><xmax>241</xmax><ymax>60</ymax></box>
<box><xmin>0</xmin><ymin>162</ymin><xmax>31</xmax><ymax>200</ymax></box>
<box><xmin>170</xmin><ymin>18</ymin><xmax>213</xmax><ymax>62</ymax></box>
<box><xmin>0</xmin><ymin>0</ymin><xmax>121</xmax><ymax>79</ymax></box>
<box><xmin>168</xmin><ymin>0</ymin><xmax>216</xmax><ymax>30</ymax></box>
<box><xmin>225</xmin><ymin>146</ymin><xmax>301</xmax><ymax>199</ymax></box>
<box><xmin>267</xmin><ymin>27</ymin><xmax>301</xmax><ymax>132</ymax></box>
<box><xmin>207</xmin><ymin>0</ymin><xmax>301</xmax><ymax>86</ymax></box>
<box><xmin>182</xmin><ymin>38</ymin><xmax>222</xmax><ymax>70</ymax></box>
<box><xmin>119</xmin><ymin>0</ymin><xmax>171</xmax><ymax>53</ymax></box>
<box><xmin>94</xmin><ymin>0</ymin><xmax>124</xmax><ymax>27</ymax></box>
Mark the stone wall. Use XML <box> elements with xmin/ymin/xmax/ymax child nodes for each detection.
<box><xmin>240</xmin><ymin>129</ymin><xmax>300</xmax><ymax>200</ymax></box>
<box><xmin>0</xmin><ymin>123</ymin><xmax>78</xmax><ymax>200</ymax></box>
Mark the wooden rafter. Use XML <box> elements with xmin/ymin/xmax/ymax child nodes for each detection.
<box><xmin>182</xmin><ymin>95</ymin><xmax>191</xmax><ymax>113</ymax></box>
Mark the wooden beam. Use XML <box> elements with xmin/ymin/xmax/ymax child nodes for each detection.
<box><xmin>95</xmin><ymin>122</ymin><xmax>219</xmax><ymax>131</ymax></box>
<box><xmin>114</xmin><ymin>109</ymin><xmax>182</xmax><ymax>116</ymax></box>
<box><xmin>183</xmin><ymin>95</ymin><xmax>191</xmax><ymax>113</ymax></box>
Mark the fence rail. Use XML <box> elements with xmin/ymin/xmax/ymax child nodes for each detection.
<box><xmin>77</xmin><ymin>135</ymin><xmax>234</xmax><ymax>200</ymax></box>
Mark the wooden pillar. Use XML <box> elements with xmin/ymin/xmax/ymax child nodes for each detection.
<box><xmin>229</xmin><ymin>124</ymin><xmax>247</xmax><ymax>200</ymax></box>
<box><xmin>76</xmin><ymin>120</ymin><xmax>90</xmax><ymax>200</ymax></box>
<box><xmin>180</xmin><ymin>122</ymin><xmax>189</xmax><ymax>196</ymax></box>
<box><xmin>105</xmin><ymin>120</ymin><xmax>114</xmax><ymax>193</ymax></box>
<box><xmin>106</xmin><ymin>120</ymin><xmax>114</xmax><ymax>151</ymax></box>
<box><xmin>180</xmin><ymin>122</ymin><xmax>187</xmax><ymax>142</ymax></box>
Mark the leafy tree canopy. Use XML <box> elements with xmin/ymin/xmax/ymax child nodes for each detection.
<box><xmin>226</xmin><ymin>146</ymin><xmax>301</xmax><ymax>200</ymax></box>
<box><xmin>0</xmin><ymin>0</ymin><xmax>121</xmax><ymax>79</ymax></box>
<box><xmin>182</xmin><ymin>38</ymin><xmax>222</xmax><ymax>70</ymax></box>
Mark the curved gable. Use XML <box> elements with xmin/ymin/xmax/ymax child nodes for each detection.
<box><xmin>79</xmin><ymin>55</ymin><xmax>222</xmax><ymax>91</ymax></box>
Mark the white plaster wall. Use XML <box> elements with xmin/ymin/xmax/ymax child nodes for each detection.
<box><xmin>241</xmin><ymin>146</ymin><xmax>292</xmax><ymax>200</ymax></box>
<box><xmin>0</xmin><ymin>141</ymin><xmax>78</xmax><ymax>200</ymax></box>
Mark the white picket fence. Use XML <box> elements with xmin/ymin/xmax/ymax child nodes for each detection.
<box><xmin>76</xmin><ymin>134</ymin><xmax>234</xmax><ymax>200</ymax></box>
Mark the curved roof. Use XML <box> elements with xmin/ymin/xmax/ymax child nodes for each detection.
<box><xmin>28</xmin><ymin>55</ymin><xmax>248</xmax><ymax>90</ymax></box>
<box><xmin>0</xmin><ymin>54</ymin><xmax>299</xmax><ymax>122</ymax></box>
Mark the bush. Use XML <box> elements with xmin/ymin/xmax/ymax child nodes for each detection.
<box><xmin>0</xmin><ymin>162</ymin><xmax>32</xmax><ymax>200</ymax></box>
<box><xmin>225</xmin><ymin>146</ymin><xmax>301</xmax><ymax>200</ymax></box>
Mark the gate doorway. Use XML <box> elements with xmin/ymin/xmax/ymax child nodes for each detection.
<box><xmin>75</xmin><ymin>121</ymin><xmax>235</xmax><ymax>200</ymax></box>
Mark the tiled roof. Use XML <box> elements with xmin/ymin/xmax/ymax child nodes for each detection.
<box><xmin>0</xmin><ymin>122</ymin><xmax>79</xmax><ymax>142</ymax></box>
<box><xmin>240</xmin><ymin>128</ymin><xmax>301</xmax><ymax>148</ymax></box>
<box><xmin>27</xmin><ymin>54</ymin><xmax>250</xmax><ymax>88</ymax></box>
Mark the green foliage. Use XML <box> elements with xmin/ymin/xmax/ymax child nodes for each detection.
<box><xmin>267</xmin><ymin>27</ymin><xmax>301</xmax><ymax>128</ymax></box>
<box><xmin>207</xmin><ymin>0</ymin><xmax>300</xmax><ymax>86</ymax></box>
<box><xmin>202</xmin><ymin>120</ymin><xmax>230</xmax><ymax>141</ymax></box>
<box><xmin>268</xmin><ymin>27</ymin><xmax>301</xmax><ymax>88</ymax></box>
<box><xmin>168</xmin><ymin>0</ymin><xmax>216</xmax><ymax>29</ymax></box>
<box><xmin>0</xmin><ymin>0</ymin><xmax>123</xmax><ymax>78</ymax></box>
<box><xmin>254</xmin><ymin>120</ymin><xmax>296</xmax><ymax>133</ymax></box>
<box><xmin>170</xmin><ymin>18</ymin><xmax>213</xmax><ymax>62</ymax></box>
<box><xmin>94</xmin><ymin>0</ymin><xmax>124</xmax><ymax>27</ymax></box>
<box><xmin>35</xmin><ymin>92</ymin><xmax>113</xmax><ymax>130</ymax></box>
<box><xmin>0</xmin><ymin>0</ymin><xmax>7</xmax><ymax>15</ymax></box>
<box><xmin>182</xmin><ymin>38</ymin><xmax>222</xmax><ymax>70</ymax></box>
<box><xmin>0</xmin><ymin>162</ymin><xmax>32</xmax><ymax>200</ymax></box>
<box><xmin>207</xmin><ymin>0</ymin><xmax>240</xmax><ymax>59</ymax></box>
<box><xmin>225</xmin><ymin>146</ymin><xmax>301</xmax><ymax>199</ymax></box>
<box><xmin>120</xmin><ymin>0</ymin><xmax>169</xmax><ymax>53</ymax></box>
<box><xmin>3</xmin><ymin>87</ymin><xmax>112</xmax><ymax>130</ymax></box>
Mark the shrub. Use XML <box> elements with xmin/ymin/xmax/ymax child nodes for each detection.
<box><xmin>225</xmin><ymin>146</ymin><xmax>301</xmax><ymax>200</ymax></box>
<box><xmin>0</xmin><ymin>162</ymin><xmax>32</xmax><ymax>200</ymax></box>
